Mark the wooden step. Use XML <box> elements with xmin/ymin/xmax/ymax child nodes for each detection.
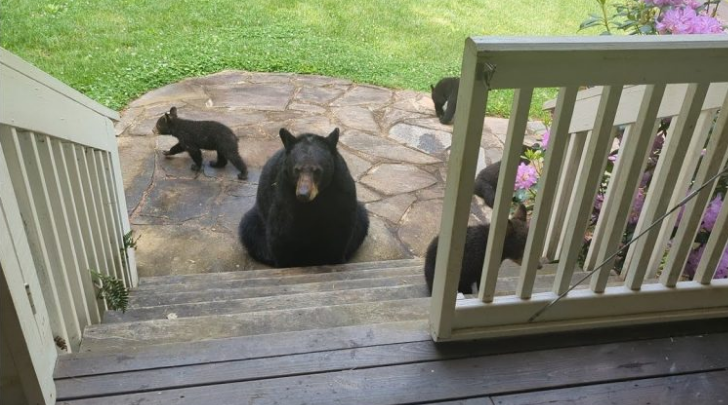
<box><xmin>106</xmin><ymin>283</ymin><xmax>429</xmax><ymax>323</ymax></box>
<box><xmin>129</xmin><ymin>274</ymin><xmax>426</xmax><ymax>307</ymax></box>
<box><xmin>57</xmin><ymin>320</ymin><xmax>430</xmax><ymax>378</ymax></box>
<box><xmin>132</xmin><ymin>265</ymin><xmax>424</xmax><ymax>294</ymax></box>
<box><xmin>137</xmin><ymin>258</ymin><xmax>424</xmax><ymax>288</ymax></box>
<box><xmin>80</xmin><ymin>297</ymin><xmax>430</xmax><ymax>353</ymax></box>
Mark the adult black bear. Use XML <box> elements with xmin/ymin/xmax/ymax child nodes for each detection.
<box><xmin>430</xmin><ymin>77</ymin><xmax>459</xmax><ymax>125</ymax></box>
<box><xmin>423</xmin><ymin>204</ymin><xmax>530</xmax><ymax>295</ymax></box>
<box><xmin>239</xmin><ymin>128</ymin><xmax>369</xmax><ymax>268</ymax></box>
<box><xmin>153</xmin><ymin>106</ymin><xmax>248</xmax><ymax>179</ymax></box>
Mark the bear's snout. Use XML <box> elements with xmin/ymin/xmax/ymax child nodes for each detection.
<box><xmin>296</xmin><ymin>174</ymin><xmax>318</xmax><ymax>202</ymax></box>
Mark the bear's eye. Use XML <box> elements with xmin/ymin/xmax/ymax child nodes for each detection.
<box><xmin>312</xmin><ymin>167</ymin><xmax>321</xmax><ymax>175</ymax></box>
<box><xmin>293</xmin><ymin>167</ymin><xmax>301</xmax><ymax>175</ymax></box>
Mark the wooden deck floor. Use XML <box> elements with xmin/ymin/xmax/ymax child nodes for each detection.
<box><xmin>56</xmin><ymin>318</ymin><xmax>728</xmax><ymax>405</ymax></box>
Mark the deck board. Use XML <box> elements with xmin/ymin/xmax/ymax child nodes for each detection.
<box><xmin>492</xmin><ymin>370</ymin><xmax>728</xmax><ymax>405</ymax></box>
<box><xmin>57</xmin><ymin>329</ymin><xmax>728</xmax><ymax>404</ymax></box>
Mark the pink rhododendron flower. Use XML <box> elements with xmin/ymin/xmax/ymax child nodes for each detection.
<box><xmin>514</xmin><ymin>163</ymin><xmax>538</xmax><ymax>191</ymax></box>
<box><xmin>684</xmin><ymin>244</ymin><xmax>728</xmax><ymax>279</ymax></box>
<box><xmin>701</xmin><ymin>194</ymin><xmax>723</xmax><ymax>232</ymax></box>
<box><xmin>643</xmin><ymin>0</ymin><xmax>683</xmax><ymax>7</ymax></box>
<box><xmin>540</xmin><ymin>130</ymin><xmax>550</xmax><ymax>150</ymax></box>
<box><xmin>629</xmin><ymin>189</ymin><xmax>646</xmax><ymax>225</ymax></box>
<box><xmin>656</xmin><ymin>7</ymin><xmax>725</xmax><ymax>34</ymax></box>
<box><xmin>684</xmin><ymin>244</ymin><xmax>705</xmax><ymax>278</ymax></box>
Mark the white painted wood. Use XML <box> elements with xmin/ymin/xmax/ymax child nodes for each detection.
<box><xmin>62</xmin><ymin>142</ymin><xmax>106</xmax><ymax>312</ymax></box>
<box><xmin>33</xmin><ymin>134</ymin><xmax>92</xmax><ymax>331</ymax></box>
<box><xmin>623</xmin><ymin>83</ymin><xmax>710</xmax><ymax>288</ymax></box>
<box><xmin>452</xmin><ymin>279</ymin><xmax>728</xmax><ymax>333</ymax></box>
<box><xmin>517</xmin><ymin>87</ymin><xmax>578</xmax><ymax>298</ymax></box>
<box><xmin>430</xmin><ymin>36</ymin><xmax>728</xmax><ymax>342</ymax></box>
<box><xmin>588</xmin><ymin>84</ymin><xmax>666</xmax><ymax>292</ymax></box>
<box><xmin>429</xmin><ymin>43</ymin><xmax>489</xmax><ymax>341</ymax></box>
<box><xmin>102</xmin><ymin>151</ymin><xmax>133</xmax><ymax>287</ymax></box>
<box><xmin>543</xmin><ymin>132</ymin><xmax>587</xmax><ymax>260</ymax></box>
<box><xmin>95</xmin><ymin>151</ymin><xmax>127</xmax><ymax>285</ymax></box>
<box><xmin>76</xmin><ymin>146</ymin><xmax>113</xmax><ymax>284</ymax></box>
<box><xmin>52</xmin><ymin>139</ymin><xmax>101</xmax><ymax>323</ymax></box>
<box><xmin>106</xmin><ymin>122</ymin><xmax>138</xmax><ymax>287</ymax></box>
<box><xmin>645</xmin><ymin>110</ymin><xmax>717</xmax><ymax>278</ymax></box>
<box><xmin>0</xmin><ymin>140</ymin><xmax>57</xmax><ymax>404</ymax></box>
<box><xmin>554</xmin><ymin>85</ymin><xmax>622</xmax><ymax>295</ymax></box>
<box><xmin>694</xmin><ymin>192</ymin><xmax>728</xmax><ymax>284</ymax></box>
<box><xmin>0</xmin><ymin>127</ymin><xmax>70</xmax><ymax>345</ymax></box>
<box><xmin>544</xmin><ymin>83</ymin><xmax>727</xmax><ymax>133</ymax></box>
<box><xmin>661</xmin><ymin>96</ymin><xmax>728</xmax><ymax>287</ymax></box>
<box><xmin>86</xmin><ymin>149</ymin><xmax>123</xmax><ymax>282</ymax></box>
<box><xmin>14</xmin><ymin>131</ymin><xmax>83</xmax><ymax>349</ymax></box>
<box><xmin>469</xmin><ymin>36</ymin><xmax>728</xmax><ymax>89</ymax></box>
<box><xmin>479</xmin><ymin>88</ymin><xmax>532</xmax><ymax>303</ymax></box>
<box><xmin>0</xmin><ymin>56</ymin><xmax>116</xmax><ymax>151</ymax></box>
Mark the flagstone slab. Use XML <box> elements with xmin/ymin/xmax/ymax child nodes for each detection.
<box><xmin>356</xmin><ymin>184</ymin><xmax>382</xmax><ymax>203</ymax></box>
<box><xmin>350</xmin><ymin>217</ymin><xmax>411</xmax><ymax>262</ymax></box>
<box><xmin>117</xmin><ymin>136</ymin><xmax>155</xmax><ymax>214</ymax></box>
<box><xmin>360</xmin><ymin>164</ymin><xmax>437</xmax><ymax>195</ymax></box>
<box><xmin>366</xmin><ymin>194</ymin><xmax>417</xmax><ymax>224</ymax></box>
<box><xmin>209</xmin><ymin>184</ymin><xmax>258</xmax><ymax>233</ymax></box>
<box><xmin>207</xmin><ymin>83</ymin><xmax>294</xmax><ymax>110</ymax></box>
<box><xmin>132</xmin><ymin>224</ymin><xmax>252</xmax><ymax>277</ymax></box>
<box><xmin>397</xmin><ymin>199</ymin><xmax>444</xmax><ymax>256</ymax></box>
<box><xmin>339</xmin><ymin>149</ymin><xmax>373</xmax><ymax>180</ymax></box>
<box><xmin>333</xmin><ymin>86</ymin><xmax>393</xmax><ymax>107</ymax></box>
<box><xmin>288</xmin><ymin>103</ymin><xmax>327</xmax><ymax>114</ymax></box>
<box><xmin>240</xmin><ymin>138</ymin><xmax>284</xmax><ymax>169</ymax></box>
<box><xmin>388</xmin><ymin>123</ymin><xmax>452</xmax><ymax>155</ymax></box>
<box><xmin>295</xmin><ymin>86</ymin><xmax>345</xmax><ymax>105</ymax></box>
<box><xmin>379</xmin><ymin>107</ymin><xmax>430</xmax><ymax>131</ymax></box>
<box><xmin>340</xmin><ymin>131</ymin><xmax>439</xmax><ymax>165</ymax></box>
<box><xmin>134</xmin><ymin>179</ymin><xmax>220</xmax><ymax>226</ymax></box>
<box><xmin>284</xmin><ymin>115</ymin><xmax>337</xmax><ymax>137</ymax></box>
<box><xmin>333</xmin><ymin>106</ymin><xmax>380</xmax><ymax>133</ymax></box>
<box><xmin>129</xmin><ymin>82</ymin><xmax>209</xmax><ymax>109</ymax></box>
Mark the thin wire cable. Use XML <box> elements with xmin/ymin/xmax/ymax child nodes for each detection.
<box><xmin>528</xmin><ymin>163</ymin><xmax>728</xmax><ymax>323</ymax></box>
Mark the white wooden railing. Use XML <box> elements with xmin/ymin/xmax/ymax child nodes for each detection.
<box><xmin>0</xmin><ymin>48</ymin><xmax>136</xmax><ymax>403</ymax></box>
<box><xmin>430</xmin><ymin>36</ymin><xmax>728</xmax><ymax>342</ymax></box>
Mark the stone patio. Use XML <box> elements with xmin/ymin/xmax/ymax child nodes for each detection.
<box><xmin>116</xmin><ymin>71</ymin><xmax>546</xmax><ymax>277</ymax></box>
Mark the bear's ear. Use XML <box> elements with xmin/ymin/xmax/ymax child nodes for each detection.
<box><xmin>279</xmin><ymin>128</ymin><xmax>297</xmax><ymax>152</ymax></box>
<box><xmin>169</xmin><ymin>106</ymin><xmax>178</xmax><ymax>118</ymax></box>
<box><xmin>326</xmin><ymin>128</ymin><xmax>340</xmax><ymax>150</ymax></box>
<box><xmin>513</xmin><ymin>204</ymin><xmax>527</xmax><ymax>222</ymax></box>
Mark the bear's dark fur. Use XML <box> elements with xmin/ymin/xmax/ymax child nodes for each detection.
<box><xmin>474</xmin><ymin>145</ymin><xmax>531</xmax><ymax>208</ymax></box>
<box><xmin>430</xmin><ymin>77</ymin><xmax>459</xmax><ymax>125</ymax></box>
<box><xmin>423</xmin><ymin>204</ymin><xmax>530</xmax><ymax>294</ymax></box>
<box><xmin>153</xmin><ymin>106</ymin><xmax>248</xmax><ymax>179</ymax></box>
<box><xmin>238</xmin><ymin>128</ymin><xmax>369</xmax><ymax>268</ymax></box>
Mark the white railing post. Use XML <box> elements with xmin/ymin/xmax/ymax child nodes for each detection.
<box><xmin>430</xmin><ymin>35</ymin><xmax>728</xmax><ymax>342</ymax></box>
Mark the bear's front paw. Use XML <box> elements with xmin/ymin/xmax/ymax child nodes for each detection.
<box><xmin>190</xmin><ymin>163</ymin><xmax>201</xmax><ymax>172</ymax></box>
<box><xmin>237</xmin><ymin>171</ymin><xmax>248</xmax><ymax>180</ymax></box>
<box><xmin>163</xmin><ymin>150</ymin><xmax>173</xmax><ymax>157</ymax></box>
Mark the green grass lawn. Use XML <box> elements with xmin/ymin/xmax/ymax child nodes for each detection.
<box><xmin>0</xmin><ymin>0</ymin><xmax>599</xmax><ymax>118</ymax></box>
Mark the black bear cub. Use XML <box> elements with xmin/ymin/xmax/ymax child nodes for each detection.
<box><xmin>430</xmin><ymin>77</ymin><xmax>459</xmax><ymax>125</ymax></box>
<box><xmin>238</xmin><ymin>128</ymin><xmax>369</xmax><ymax>268</ymax></box>
<box><xmin>424</xmin><ymin>204</ymin><xmax>530</xmax><ymax>295</ymax></box>
<box><xmin>474</xmin><ymin>145</ymin><xmax>531</xmax><ymax>208</ymax></box>
<box><xmin>153</xmin><ymin>106</ymin><xmax>248</xmax><ymax>179</ymax></box>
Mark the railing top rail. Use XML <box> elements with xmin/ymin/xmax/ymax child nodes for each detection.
<box><xmin>465</xmin><ymin>35</ymin><xmax>728</xmax><ymax>89</ymax></box>
<box><xmin>0</xmin><ymin>47</ymin><xmax>119</xmax><ymax>122</ymax></box>
<box><xmin>468</xmin><ymin>34</ymin><xmax>728</xmax><ymax>52</ymax></box>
